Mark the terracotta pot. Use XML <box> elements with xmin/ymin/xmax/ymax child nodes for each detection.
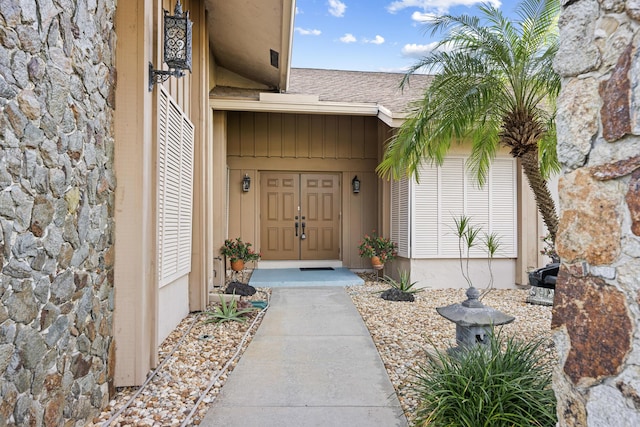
<box><xmin>370</xmin><ymin>256</ymin><xmax>384</xmax><ymax>270</ymax></box>
<box><xmin>230</xmin><ymin>259</ymin><xmax>244</xmax><ymax>271</ymax></box>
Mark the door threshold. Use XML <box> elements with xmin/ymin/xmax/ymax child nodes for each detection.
<box><xmin>257</xmin><ymin>260</ymin><xmax>343</xmax><ymax>270</ymax></box>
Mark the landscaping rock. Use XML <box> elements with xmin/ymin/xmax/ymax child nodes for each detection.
<box><xmin>224</xmin><ymin>281</ymin><xmax>256</xmax><ymax>296</ymax></box>
<box><xmin>380</xmin><ymin>288</ymin><xmax>415</xmax><ymax>302</ymax></box>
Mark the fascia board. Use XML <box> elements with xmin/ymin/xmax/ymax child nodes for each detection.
<box><xmin>378</xmin><ymin>105</ymin><xmax>408</xmax><ymax>128</ymax></box>
<box><xmin>210</xmin><ymin>98</ymin><xmax>379</xmax><ymax>116</ymax></box>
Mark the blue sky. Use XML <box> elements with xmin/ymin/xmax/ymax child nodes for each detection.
<box><xmin>291</xmin><ymin>0</ymin><xmax>516</xmax><ymax>72</ymax></box>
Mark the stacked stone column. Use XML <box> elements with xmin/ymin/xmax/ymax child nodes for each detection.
<box><xmin>0</xmin><ymin>1</ymin><xmax>116</xmax><ymax>425</ymax></box>
<box><xmin>553</xmin><ymin>0</ymin><xmax>640</xmax><ymax>424</ymax></box>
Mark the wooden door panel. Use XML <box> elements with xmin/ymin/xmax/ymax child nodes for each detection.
<box><xmin>260</xmin><ymin>172</ymin><xmax>340</xmax><ymax>261</ymax></box>
<box><xmin>260</xmin><ymin>173</ymin><xmax>300</xmax><ymax>260</ymax></box>
<box><xmin>301</xmin><ymin>174</ymin><xmax>340</xmax><ymax>260</ymax></box>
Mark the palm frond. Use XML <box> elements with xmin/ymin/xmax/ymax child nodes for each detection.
<box><xmin>380</xmin><ymin>0</ymin><xmax>561</xmax><ymax>240</ymax></box>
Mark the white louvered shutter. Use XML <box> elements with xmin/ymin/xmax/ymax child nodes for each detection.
<box><xmin>157</xmin><ymin>87</ymin><xmax>194</xmax><ymax>286</ymax></box>
<box><xmin>413</xmin><ymin>166</ymin><xmax>438</xmax><ymax>256</ymax></box>
<box><xmin>391</xmin><ymin>177</ymin><xmax>410</xmax><ymax>258</ymax></box>
<box><xmin>490</xmin><ymin>158</ymin><xmax>517</xmax><ymax>257</ymax></box>
<box><xmin>439</xmin><ymin>158</ymin><xmax>465</xmax><ymax>257</ymax></box>
<box><xmin>411</xmin><ymin>156</ymin><xmax>517</xmax><ymax>258</ymax></box>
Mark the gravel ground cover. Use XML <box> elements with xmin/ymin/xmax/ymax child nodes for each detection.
<box><xmin>347</xmin><ymin>273</ymin><xmax>556</xmax><ymax>423</ymax></box>
<box><xmin>93</xmin><ymin>274</ymin><xmax>554</xmax><ymax>426</ymax></box>
<box><xmin>91</xmin><ymin>288</ymin><xmax>271</xmax><ymax>427</ymax></box>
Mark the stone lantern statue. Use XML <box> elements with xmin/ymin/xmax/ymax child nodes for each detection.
<box><xmin>437</xmin><ymin>287</ymin><xmax>515</xmax><ymax>352</ymax></box>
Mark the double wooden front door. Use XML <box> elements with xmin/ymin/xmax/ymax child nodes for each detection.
<box><xmin>260</xmin><ymin>173</ymin><xmax>340</xmax><ymax>260</ymax></box>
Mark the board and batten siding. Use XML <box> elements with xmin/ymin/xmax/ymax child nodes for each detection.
<box><xmin>227</xmin><ymin>112</ymin><xmax>379</xmax><ymax>160</ymax></box>
<box><xmin>225</xmin><ymin>111</ymin><xmax>384</xmax><ymax>267</ymax></box>
<box><xmin>392</xmin><ymin>157</ymin><xmax>517</xmax><ymax>259</ymax></box>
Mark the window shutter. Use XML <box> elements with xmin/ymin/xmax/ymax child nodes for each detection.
<box><xmin>413</xmin><ymin>166</ymin><xmax>438</xmax><ymax>256</ymax></box>
<box><xmin>439</xmin><ymin>158</ymin><xmax>465</xmax><ymax>257</ymax></box>
<box><xmin>412</xmin><ymin>156</ymin><xmax>517</xmax><ymax>259</ymax></box>
<box><xmin>391</xmin><ymin>177</ymin><xmax>410</xmax><ymax>258</ymax></box>
<box><xmin>157</xmin><ymin>87</ymin><xmax>194</xmax><ymax>286</ymax></box>
<box><xmin>489</xmin><ymin>158</ymin><xmax>517</xmax><ymax>257</ymax></box>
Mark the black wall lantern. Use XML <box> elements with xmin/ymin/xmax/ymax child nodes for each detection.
<box><xmin>352</xmin><ymin>175</ymin><xmax>360</xmax><ymax>193</ymax></box>
<box><xmin>149</xmin><ymin>0</ymin><xmax>193</xmax><ymax>91</ymax></box>
<box><xmin>242</xmin><ymin>174</ymin><xmax>251</xmax><ymax>192</ymax></box>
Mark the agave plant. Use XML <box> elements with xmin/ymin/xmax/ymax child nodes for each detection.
<box><xmin>383</xmin><ymin>269</ymin><xmax>422</xmax><ymax>294</ymax></box>
<box><xmin>205</xmin><ymin>296</ymin><xmax>257</xmax><ymax>324</ymax></box>
<box><xmin>379</xmin><ymin>269</ymin><xmax>422</xmax><ymax>302</ymax></box>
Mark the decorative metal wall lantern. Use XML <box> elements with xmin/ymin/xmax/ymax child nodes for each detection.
<box><xmin>352</xmin><ymin>176</ymin><xmax>360</xmax><ymax>193</ymax></box>
<box><xmin>149</xmin><ymin>0</ymin><xmax>193</xmax><ymax>91</ymax></box>
<box><xmin>242</xmin><ymin>174</ymin><xmax>251</xmax><ymax>192</ymax></box>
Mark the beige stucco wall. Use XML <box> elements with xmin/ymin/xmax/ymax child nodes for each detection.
<box><xmin>409</xmin><ymin>259</ymin><xmax>517</xmax><ymax>290</ymax></box>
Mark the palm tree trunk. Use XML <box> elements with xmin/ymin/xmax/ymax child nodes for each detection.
<box><xmin>520</xmin><ymin>149</ymin><xmax>559</xmax><ymax>243</ymax></box>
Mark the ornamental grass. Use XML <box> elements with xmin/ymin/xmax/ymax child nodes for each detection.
<box><xmin>412</xmin><ymin>332</ymin><xmax>557</xmax><ymax>427</ymax></box>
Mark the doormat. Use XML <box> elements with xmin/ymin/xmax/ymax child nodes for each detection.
<box><xmin>299</xmin><ymin>267</ymin><xmax>335</xmax><ymax>271</ymax></box>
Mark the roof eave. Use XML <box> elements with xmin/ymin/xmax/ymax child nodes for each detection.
<box><xmin>378</xmin><ymin>105</ymin><xmax>408</xmax><ymax>128</ymax></box>
<box><xmin>210</xmin><ymin>96</ymin><xmax>379</xmax><ymax>116</ymax></box>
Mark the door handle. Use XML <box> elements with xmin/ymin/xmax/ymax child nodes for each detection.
<box><xmin>301</xmin><ymin>222</ymin><xmax>306</xmax><ymax>240</ymax></box>
<box><xmin>295</xmin><ymin>222</ymin><xmax>299</xmax><ymax>237</ymax></box>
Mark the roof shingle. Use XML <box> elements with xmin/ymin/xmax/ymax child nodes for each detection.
<box><xmin>287</xmin><ymin>68</ymin><xmax>432</xmax><ymax>116</ymax></box>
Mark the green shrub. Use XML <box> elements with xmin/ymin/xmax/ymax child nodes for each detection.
<box><xmin>205</xmin><ymin>296</ymin><xmax>256</xmax><ymax>324</ymax></box>
<box><xmin>412</xmin><ymin>332</ymin><xmax>556</xmax><ymax>426</ymax></box>
<box><xmin>382</xmin><ymin>269</ymin><xmax>422</xmax><ymax>294</ymax></box>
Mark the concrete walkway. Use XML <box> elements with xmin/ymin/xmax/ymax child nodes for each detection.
<box><xmin>200</xmin><ymin>287</ymin><xmax>408</xmax><ymax>427</ymax></box>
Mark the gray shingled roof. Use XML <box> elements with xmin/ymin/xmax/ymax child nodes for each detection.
<box><xmin>287</xmin><ymin>68</ymin><xmax>433</xmax><ymax>116</ymax></box>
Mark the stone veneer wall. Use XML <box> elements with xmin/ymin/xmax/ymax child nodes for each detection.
<box><xmin>553</xmin><ymin>0</ymin><xmax>640</xmax><ymax>425</ymax></box>
<box><xmin>0</xmin><ymin>1</ymin><xmax>116</xmax><ymax>425</ymax></box>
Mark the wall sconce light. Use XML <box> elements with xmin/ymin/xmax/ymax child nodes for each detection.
<box><xmin>149</xmin><ymin>0</ymin><xmax>193</xmax><ymax>91</ymax></box>
<box><xmin>352</xmin><ymin>175</ymin><xmax>360</xmax><ymax>193</ymax></box>
<box><xmin>242</xmin><ymin>174</ymin><xmax>251</xmax><ymax>192</ymax></box>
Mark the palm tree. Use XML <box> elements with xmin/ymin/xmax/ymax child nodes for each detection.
<box><xmin>377</xmin><ymin>0</ymin><xmax>561</xmax><ymax>243</ymax></box>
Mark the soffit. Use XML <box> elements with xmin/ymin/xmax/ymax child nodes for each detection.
<box><xmin>205</xmin><ymin>0</ymin><xmax>294</xmax><ymax>90</ymax></box>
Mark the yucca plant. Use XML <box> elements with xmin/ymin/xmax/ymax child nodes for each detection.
<box><xmin>205</xmin><ymin>296</ymin><xmax>256</xmax><ymax>324</ymax></box>
<box><xmin>452</xmin><ymin>214</ymin><xmax>502</xmax><ymax>299</ymax></box>
<box><xmin>412</xmin><ymin>332</ymin><xmax>557</xmax><ymax>426</ymax></box>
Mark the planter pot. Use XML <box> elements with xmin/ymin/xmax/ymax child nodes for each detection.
<box><xmin>230</xmin><ymin>259</ymin><xmax>244</xmax><ymax>271</ymax></box>
<box><xmin>370</xmin><ymin>256</ymin><xmax>384</xmax><ymax>270</ymax></box>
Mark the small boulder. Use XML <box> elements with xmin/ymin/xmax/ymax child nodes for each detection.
<box><xmin>380</xmin><ymin>288</ymin><xmax>415</xmax><ymax>302</ymax></box>
<box><xmin>225</xmin><ymin>281</ymin><xmax>256</xmax><ymax>296</ymax></box>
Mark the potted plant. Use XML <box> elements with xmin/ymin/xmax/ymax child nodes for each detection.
<box><xmin>357</xmin><ymin>231</ymin><xmax>398</xmax><ymax>269</ymax></box>
<box><xmin>220</xmin><ymin>238</ymin><xmax>261</xmax><ymax>271</ymax></box>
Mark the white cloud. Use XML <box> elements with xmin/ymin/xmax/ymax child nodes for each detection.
<box><xmin>364</xmin><ymin>35</ymin><xmax>385</xmax><ymax>45</ymax></box>
<box><xmin>340</xmin><ymin>33</ymin><xmax>357</xmax><ymax>43</ymax></box>
<box><xmin>295</xmin><ymin>27</ymin><xmax>322</xmax><ymax>36</ymax></box>
<box><xmin>295</xmin><ymin>7</ymin><xmax>301</xmax><ymax>14</ymax></box>
<box><xmin>328</xmin><ymin>0</ymin><xmax>347</xmax><ymax>17</ymax></box>
<box><xmin>411</xmin><ymin>11</ymin><xmax>437</xmax><ymax>23</ymax></box>
<box><xmin>401</xmin><ymin>42</ymin><xmax>439</xmax><ymax>58</ymax></box>
<box><xmin>387</xmin><ymin>0</ymin><xmax>501</xmax><ymax>16</ymax></box>
<box><xmin>401</xmin><ymin>40</ymin><xmax>454</xmax><ymax>59</ymax></box>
